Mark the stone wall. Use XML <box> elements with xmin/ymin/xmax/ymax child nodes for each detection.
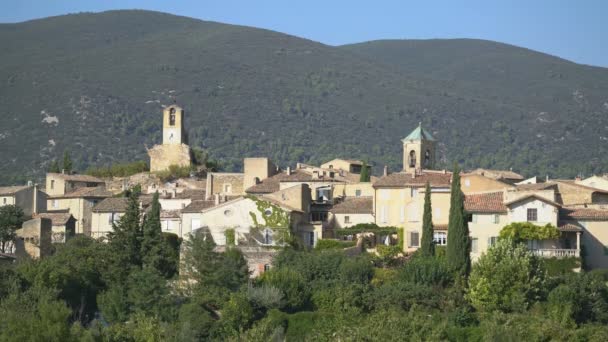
<box><xmin>148</xmin><ymin>143</ymin><xmax>192</xmax><ymax>172</ymax></box>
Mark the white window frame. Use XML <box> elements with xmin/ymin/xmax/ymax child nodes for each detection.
<box><xmin>471</xmin><ymin>238</ymin><xmax>478</xmax><ymax>253</ymax></box>
<box><xmin>408</xmin><ymin>231</ymin><xmax>420</xmax><ymax>248</ymax></box>
<box><xmin>433</xmin><ymin>231</ymin><xmax>447</xmax><ymax>246</ymax></box>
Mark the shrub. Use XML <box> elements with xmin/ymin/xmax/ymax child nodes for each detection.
<box><xmin>314</xmin><ymin>239</ymin><xmax>355</xmax><ymax>250</ymax></box>
<box><xmin>247</xmin><ymin>285</ymin><xmax>285</xmax><ymax>310</ymax></box>
<box><xmin>260</xmin><ymin>268</ymin><xmax>309</xmax><ymax>311</ymax></box>
<box><xmin>547</xmin><ymin>284</ymin><xmax>579</xmax><ymax>327</ymax></box>
<box><xmin>86</xmin><ymin>160</ymin><xmax>149</xmax><ymax>178</ymax></box>
<box><xmin>499</xmin><ymin>222</ymin><xmax>560</xmax><ymax>242</ymax></box>
<box><xmin>543</xmin><ymin>257</ymin><xmax>580</xmax><ymax>276</ymax></box>
<box><xmin>400</xmin><ymin>256</ymin><xmax>452</xmax><ymax>287</ymax></box>
<box><xmin>467</xmin><ymin>238</ymin><xmax>546</xmax><ymax>312</ymax></box>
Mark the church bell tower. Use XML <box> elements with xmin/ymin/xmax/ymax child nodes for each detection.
<box><xmin>163</xmin><ymin>105</ymin><xmax>184</xmax><ymax>145</ymax></box>
<box><xmin>402</xmin><ymin>123</ymin><xmax>436</xmax><ymax>174</ymax></box>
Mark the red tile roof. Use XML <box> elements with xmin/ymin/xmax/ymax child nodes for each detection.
<box><xmin>560</xmin><ymin>208</ymin><xmax>608</xmax><ymax>220</ymax></box>
<box><xmin>558</xmin><ymin>222</ymin><xmax>584</xmax><ymax>232</ymax></box>
<box><xmin>504</xmin><ymin>194</ymin><xmax>561</xmax><ymax>208</ymax></box>
<box><xmin>464</xmin><ymin>192</ymin><xmax>507</xmax><ymax>213</ymax></box>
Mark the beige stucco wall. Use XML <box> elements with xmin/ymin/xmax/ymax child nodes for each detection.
<box><xmin>49</xmin><ymin>197</ymin><xmax>99</xmax><ymax>235</ymax></box>
<box><xmin>148</xmin><ymin>143</ymin><xmax>191</xmax><ymax>172</ymax></box>
<box><xmin>468</xmin><ymin>213</ymin><xmax>507</xmax><ymax>261</ymax></box>
<box><xmin>162</xmin><ymin>106</ymin><xmax>184</xmax><ymax>145</ymax></box>
<box><xmin>461</xmin><ymin>174</ymin><xmax>513</xmax><ymax>194</ymax></box>
<box><xmin>403</xmin><ymin>139</ymin><xmax>435</xmax><ymax>173</ymax></box>
<box><xmin>580</xmin><ymin>221</ymin><xmax>608</xmax><ymax>269</ymax></box>
<box><xmin>2</xmin><ymin>187</ymin><xmax>47</xmax><ymax>216</ymax></box>
<box><xmin>206</xmin><ymin>173</ymin><xmax>245</xmax><ymax>198</ymax></box>
<box><xmin>90</xmin><ymin>212</ymin><xmax>119</xmax><ymax>239</ymax></box>
<box><xmin>0</xmin><ymin>196</ymin><xmax>15</xmax><ymax>206</ymax></box>
<box><xmin>374</xmin><ymin>186</ymin><xmax>450</xmax><ymax>252</ymax></box>
<box><xmin>333</xmin><ymin>183</ymin><xmax>374</xmax><ymax>198</ymax></box>
<box><xmin>263</xmin><ymin>184</ymin><xmax>311</xmax><ymax>213</ymax></box>
<box><xmin>46</xmin><ymin>174</ymin><xmax>67</xmax><ymax>197</ymax></box>
<box><xmin>15</xmin><ymin>218</ymin><xmax>52</xmax><ymax>259</ymax></box>
<box><xmin>332</xmin><ymin>213</ymin><xmax>374</xmax><ymax>229</ymax></box>
<box><xmin>508</xmin><ymin>198</ymin><xmax>558</xmax><ymax>226</ymax></box>
<box><xmin>244</xmin><ymin>158</ymin><xmax>276</xmax><ymax>190</ymax></box>
<box><xmin>279</xmin><ymin>181</ymin><xmax>335</xmax><ymax>202</ymax></box>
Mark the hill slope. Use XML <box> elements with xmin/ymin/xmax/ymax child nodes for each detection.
<box><xmin>1</xmin><ymin>10</ymin><xmax>608</xmax><ymax>184</ymax></box>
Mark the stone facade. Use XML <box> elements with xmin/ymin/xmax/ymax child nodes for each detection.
<box><xmin>15</xmin><ymin>218</ymin><xmax>53</xmax><ymax>259</ymax></box>
<box><xmin>148</xmin><ymin>143</ymin><xmax>192</xmax><ymax>172</ymax></box>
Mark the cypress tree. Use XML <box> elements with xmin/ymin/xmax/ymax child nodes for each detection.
<box><xmin>359</xmin><ymin>162</ymin><xmax>370</xmax><ymax>182</ymax></box>
<box><xmin>107</xmin><ymin>190</ymin><xmax>143</xmax><ymax>281</ymax></box>
<box><xmin>420</xmin><ymin>182</ymin><xmax>435</xmax><ymax>257</ymax></box>
<box><xmin>62</xmin><ymin>150</ymin><xmax>73</xmax><ymax>173</ymax></box>
<box><xmin>142</xmin><ymin>192</ymin><xmax>177</xmax><ymax>277</ymax></box>
<box><xmin>446</xmin><ymin>164</ymin><xmax>470</xmax><ymax>277</ymax></box>
<box><xmin>48</xmin><ymin>160</ymin><xmax>60</xmax><ymax>173</ymax></box>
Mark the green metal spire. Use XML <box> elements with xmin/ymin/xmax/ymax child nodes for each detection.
<box><xmin>402</xmin><ymin>122</ymin><xmax>435</xmax><ymax>142</ymax></box>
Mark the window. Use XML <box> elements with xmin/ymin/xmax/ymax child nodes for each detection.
<box><xmin>224</xmin><ymin>209</ymin><xmax>233</xmax><ymax>217</ymax></box>
<box><xmin>471</xmin><ymin>238</ymin><xmax>478</xmax><ymax>253</ymax></box>
<box><xmin>471</xmin><ymin>214</ymin><xmax>478</xmax><ymax>223</ymax></box>
<box><xmin>169</xmin><ymin>108</ymin><xmax>176</xmax><ymax>126</ymax></box>
<box><xmin>264</xmin><ymin>209</ymin><xmax>273</xmax><ymax>216</ymax></box>
<box><xmin>50</xmin><ymin>180</ymin><xmax>55</xmax><ymax>190</ymax></box>
<box><xmin>464</xmin><ymin>179</ymin><xmax>470</xmax><ymax>187</ymax></box>
<box><xmin>488</xmin><ymin>236</ymin><xmax>498</xmax><ymax>247</ymax></box>
<box><xmin>410</xmin><ymin>188</ymin><xmax>417</xmax><ymax>198</ymax></box>
<box><xmin>380</xmin><ymin>206</ymin><xmax>388</xmax><ymax>223</ymax></box>
<box><xmin>344</xmin><ymin>216</ymin><xmax>351</xmax><ymax>224</ymax></box>
<box><xmin>311</xmin><ymin>212</ymin><xmax>328</xmax><ymax>222</ymax></box>
<box><xmin>264</xmin><ymin>264</ymin><xmax>271</xmax><ymax>272</ymax></box>
<box><xmin>307</xmin><ymin>231</ymin><xmax>315</xmax><ymax>247</ymax></box>
<box><xmin>493</xmin><ymin>214</ymin><xmax>500</xmax><ymax>224</ymax></box>
<box><xmin>527</xmin><ymin>208</ymin><xmax>538</xmax><ymax>222</ymax></box>
<box><xmin>264</xmin><ymin>229</ymin><xmax>273</xmax><ymax>245</ymax></box>
<box><xmin>109</xmin><ymin>212</ymin><xmax>121</xmax><ymax>224</ymax></box>
<box><xmin>223</xmin><ymin>184</ymin><xmax>232</xmax><ymax>194</ymax></box>
<box><xmin>433</xmin><ymin>231</ymin><xmax>447</xmax><ymax>246</ymax></box>
<box><xmin>467</xmin><ymin>214</ymin><xmax>473</xmax><ymax>222</ymax></box>
<box><xmin>409</xmin><ymin>231</ymin><xmax>420</xmax><ymax>247</ymax></box>
<box><xmin>409</xmin><ymin>150</ymin><xmax>416</xmax><ymax>168</ymax></box>
<box><xmin>355</xmin><ymin>189</ymin><xmax>362</xmax><ymax>197</ymax></box>
<box><xmin>53</xmin><ymin>200</ymin><xmax>59</xmax><ymax>208</ymax></box>
<box><xmin>424</xmin><ymin>150</ymin><xmax>431</xmax><ymax>167</ymax></box>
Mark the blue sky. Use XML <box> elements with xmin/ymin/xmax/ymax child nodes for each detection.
<box><xmin>2</xmin><ymin>0</ymin><xmax>607</xmax><ymax>67</ymax></box>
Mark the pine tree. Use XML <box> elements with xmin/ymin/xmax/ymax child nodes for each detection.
<box><xmin>446</xmin><ymin>164</ymin><xmax>471</xmax><ymax>277</ymax></box>
<box><xmin>359</xmin><ymin>162</ymin><xmax>370</xmax><ymax>182</ymax></box>
<box><xmin>48</xmin><ymin>160</ymin><xmax>60</xmax><ymax>173</ymax></box>
<box><xmin>420</xmin><ymin>182</ymin><xmax>435</xmax><ymax>257</ymax></box>
<box><xmin>141</xmin><ymin>192</ymin><xmax>177</xmax><ymax>277</ymax></box>
<box><xmin>62</xmin><ymin>150</ymin><xmax>73</xmax><ymax>173</ymax></box>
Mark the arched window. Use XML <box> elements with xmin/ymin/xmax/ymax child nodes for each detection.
<box><xmin>424</xmin><ymin>150</ymin><xmax>431</xmax><ymax>167</ymax></box>
<box><xmin>409</xmin><ymin>150</ymin><xmax>416</xmax><ymax>168</ymax></box>
<box><xmin>169</xmin><ymin>108</ymin><xmax>176</xmax><ymax>126</ymax></box>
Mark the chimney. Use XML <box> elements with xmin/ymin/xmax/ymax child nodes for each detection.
<box><xmin>214</xmin><ymin>193</ymin><xmax>220</xmax><ymax>205</ymax></box>
<box><xmin>383</xmin><ymin>165</ymin><xmax>388</xmax><ymax>177</ymax></box>
<box><xmin>442</xmin><ymin>169</ymin><xmax>446</xmax><ymax>174</ymax></box>
<box><xmin>33</xmin><ymin>183</ymin><xmax>38</xmax><ymax>214</ymax></box>
<box><xmin>546</xmin><ymin>175</ymin><xmax>550</xmax><ymax>182</ymax></box>
<box><xmin>61</xmin><ymin>169</ymin><xmax>66</xmax><ymax>174</ymax></box>
<box><xmin>287</xmin><ymin>166</ymin><xmax>292</xmax><ymax>176</ymax></box>
<box><xmin>296</xmin><ymin>163</ymin><xmax>302</xmax><ymax>169</ymax></box>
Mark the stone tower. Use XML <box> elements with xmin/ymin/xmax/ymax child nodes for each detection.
<box><xmin>163</xmin><ymin>105</ymin><xmax>184</xmax><ymax>145</ymax></box>
<box><xmin>402</xmin><ymin>123</ymin><xmax>436</xmax><ymax>174</ymax></box>
<box><xmin>148</xmin><ymin>104</ymin><xmax>192</xmax><ymax>172</ymax></box>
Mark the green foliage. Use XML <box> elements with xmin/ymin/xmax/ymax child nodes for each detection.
<box><xmin>314</xmin><ymin>239</ymin><xmax>355</xmax><ymax>250</ymax></box>
<box><xmin>420</xmin><ymin>181</ymin><xmax>435</xmax><ymax>257</ymax></box>
<box><xmin>446</xmin><ymin>164</ymin><xmax>470</xmax><ymax>277</ymax></box>
<box><xmin>106</xmin><ymin>191</ymin><xmax>143</xmax><ymax>280</ymax></box>
<box><xmin>359</xmin><ymin>161</ymin><xmax>370</xmax><ymax>182</ymax></box>
<box><xmin>335</xmin><ymin>223</ymin><xmax>398</xmax><ymax>237</ymax></box>
<box><xmin>400</xmin><ymin>256</ymin><xmax>452</xmax><ymax>287</ymax></box>
<box><xmin>141</xmin><ymin>192</ymin><xmax>178</xmax><ymax>278</ymax></box>
<box><xmin>224</xmin><ymin>228</ymin><xmax>235</xmax><ymax>246</ymax></box>
<box><xmin>248</xmin><ymin>196</ymin><xmax>291</xmax><ymax>229</ymax></box>
<box><xmin>467</xmin><ymin>238</ymin><xmax>546</xmax><ymax>312</ymax></box>
<box><xmin>261</xmin><ymin>268</ymin><xmax>309</xmax><ymax>311</ymax></box>
<box><xmin>85</xmin><ymin>160</ymin><xmax>149</xmax><ymax>178</ymax></box>
<box><xmin>62</xmin><ymin>150</ymin><xmax>73</xmax><ymax>173</ymax></box>
<box><xmin>48</xmin><ymin>159</ymin><xmax>60</xmax><ymax>173</ymax></box>
<box><xmin>155</xmin><ymin>164</ymin><xmax>194</xmax><ymax>182</ymax></box>
<box><xmin>247</xmin><ymin>284</ymin><xmax>285</xmax><ymax>310</ymax></box>
<box><xmin>499</xmin><ymin>222</ymin><xmax>561</xmax><ymax>242</ymax></box>
<box><xmin>543</xmin><ymin>257</ymin><xmax>581</xmax><ymax>276</ymax></box>
<box><xmin>0</xmin><ymin>204</ymin><xmax>24</xmax><ymax>253</ymax></box>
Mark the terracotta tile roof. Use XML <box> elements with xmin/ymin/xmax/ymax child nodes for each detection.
<box><xmin>464</xmin><ymin>192</ymin><xmax>507</xmax><ymax>213</ymax></box>
<box><xmin>469</xmin><ymin>168</ymin><xmax>524</xmax><ymax>181</ymax></box>
<box><xmin>560</xmin><ymin>208</ymin><xmax>608</xmax><ymax>220</ymax></box>
<box><xmin>246</xmin><ymin>169</ymin><xmax>350</xmax><ymax>194</ymax></box>
<box><xmin>48</xmin><ymin>173</ymin><xmax>104</xmax><ymax>183</ymax></box>
<box><xmin>181</xmin><ymin>200</ymin><xmax>217</xmax><ymax>213</ymax></box>
<box><xmin>92</xmin><ymin>196</ymin><xmax>153</xmax><ymax>213</ymax></box>
<box><xmin>330</xmin><ymin>197</ymin><xmax>373</xmax><ymax>214</ymax></box>
<box><xmin>558</xmin><ymin>222</ymin><xmax>584</xmax><ymax>232</ymax></box>
<box><xmin>515</xmin><ymin>183</ymin><xmax>556</xmax><ymax>191</ymax></box>
<box><xmin>373</xmin><ymin>171</ymin><xmax>451</xmax><ymax>188</ymax></box>
<box><xmin>0</xmin><ymin>185</ymin><xmax>30</xmax><ymax>196</ymax></box>
<box><xmin>32</xmin><ymin>212</ymin><xmax>73</xmax><ymax>226</ymax></box>
<box><xmin>504</xmin><ymin>194</ymin><xmax>561</xmax><ymax>208</ymax></box>
<box><xmin>50</xmin><ymin>186</ymin><xmax>113</xmax><ymax>199</ymax></box>
<box><xmin>175</xmin><ymin>189</ymin><xmax>206</xmax><ymax>200</ymax></box>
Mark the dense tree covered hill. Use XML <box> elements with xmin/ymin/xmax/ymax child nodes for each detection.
<box><xmin>1</xmin><ymin>10</ymin><xmax>608</xmax><ymax>185</ymax></box>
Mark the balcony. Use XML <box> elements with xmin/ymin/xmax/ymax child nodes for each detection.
<box><xmin>530</xmin><ymin>248</ymin><xmax>580</xmax><ymax>258</ymax></box>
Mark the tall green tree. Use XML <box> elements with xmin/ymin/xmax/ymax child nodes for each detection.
<box><xmin>0</xmin><ymin>205</ymin><xmax>24</xmax><ymax>253</ymax></box>
<box><xmin>141</xmin><ymin>192</ymin><xmax>177</xmax><ymax>278</ymax></box>
<box><xmin>419</xmin><ymin>182</ymin><xmax>435</xmax><ymax>257</ymax></box>
<box><xmin>107</xmin><ymin>191</ymin><xmax>143</xmax><ymax>281</ymax></box>
<box><xmin>359</xmin><ymin>162</ymin><xmax>370</xmax><ymax>182</ymax></box>
<box><xmin>62</xmin><ymin>150</ymin><xmax>73</xmax><ymax>173</ymax></box>
<box><xmin>446</xmin><ymin>164</ymin><xmax>470</xmax><ymax>277</ymax></box>
<box><xmin>48</xmin><ymin>160</ymin><xmax>60</xmax><ymax>173</ymax></box>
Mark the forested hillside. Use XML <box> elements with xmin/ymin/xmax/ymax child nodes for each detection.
<box><xmin>1</xmin><ymin>10</ymin><xmax>608</xmax><ymax>185</ymax></box>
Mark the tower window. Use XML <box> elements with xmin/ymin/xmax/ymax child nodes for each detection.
<box><xmin>169</xmin><ymin>108</ymin><xmax>176</xmax><ymax>126</ymax></box>
<box><xmin>424</xmin><ymin>150</ymin><xmax>431</xmax><ymax>167</ymax></box>
<box><xmin>409</xmin><ymin>150</ymin><xmax>416</xmax><ymax>168</ymax></box>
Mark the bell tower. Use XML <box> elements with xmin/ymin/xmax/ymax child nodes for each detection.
<box><xmin>402</xmin><ymin>123</ymin><xmax>436</xmax><ymax>174</ymax></box>
<box><xmin>163</xmin><ymin>105</ymin><xmax>184</xmax><ymax>145</ymax></box>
